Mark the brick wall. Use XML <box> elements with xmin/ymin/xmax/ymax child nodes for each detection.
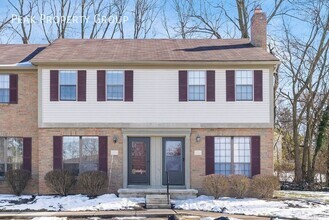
<box><xmin>38</xmin><ymin>128</ymin><xmax>123</xmax><ymax>194</ymax></box>
<box><xmin>0</xmin><ymin>72</ymin><xmax>38</xmax><ymax>194</ymax></box>
<box><xmin>190</xmin><ymin>128</ymin><xmax>273</xmax><ymax>193</ymax></box>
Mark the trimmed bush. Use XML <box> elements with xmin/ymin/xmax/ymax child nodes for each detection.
<box><xmin>250</xmin><ymin>175</ymin><xmax>280</xmax><ymax>198</ymax></box>
<box><xmin>5</xmin><ymin>169</ymin><xmax>31</xmax><ymax>196</ymax></box>
<box><xmin>44</xmin><ymin>170</ymin><xmax>76</xmax><ymax>196</ymax></box>
<box><xmin>228</xmin><ymin>175</ymin><xmax>250</xmax><ymax>198</ymax></box>
<box><xmin>203</xmin><ymin>174</ymin><xmax>229</xmax><ymax>198</ymax></box>
<box><xmin>78</xmin><ymin>171</ymin><xmax>107</xmax><ymax>197</ymax></box>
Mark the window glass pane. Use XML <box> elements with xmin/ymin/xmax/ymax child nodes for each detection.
<box><xmin>6</xmin><ymin>138</ymin><xmax>23</xmax><ymax>164</ymax></box>
<box><xmin>0</xmin><ymin>138</ymin><xmax>5</xmax><ymax>163</ymax></box>
<box><xmin>235</xmin><ymin>71</ymin><xmax>253</xmax><ymax>101</ymax></box>
<box><xmin>63</xmin><ymin>136</ymin><xmax>80</xmax><ymax>163</ymax></box>
<box><xmin>188</xmin><ymin>71</ymin><xmax>205</xmax><ymax>101</ymax></box>
<box><xmin>236</xmin><ymin>85</ymin><xmax>253</xmax><ymax>101</ymax></box>
<box><xmin>0</xmin><ymin>89</ymin><xmax>9</xmax><ymax>103</ymax></box>
<box><xmin>60</xmin><ymin>71</ymin><xmax>77</xmax><ymax>101</ymax></box>
<box><xmin>0</xmin><ymin>75</ymin><xmax>9</xmax><ymax>88</ymax></box>
<box><xmin>214</xmin><ymin>137</ymin><xmax>232</xmax><ymax>176</ymax></box>
<box><xmin>233</xmin><ymin>137</ymin><xmax>251</xmax><ymax>177</ymax></box>
<box><xmin>107</xmin><ymin>85</ymin><xmax>123</xmax><ymax>100</ymax></box>
<box><xmin>60</xmin><ymin>71</ymin><xmax>77</xmax><ymax>85</ymax></box>
<box><xmin>81</xmin><ymin>137</ymin><xmax>99</xmax><ymax>173</ymax></box>
<box><xmin>60</xmin><ymin>85</ymin><xmax>76</xmax><ymax>101</ymax></box>
<box><xmin>63</xmin><ymin>163</ymin><xmax>79</xmax><ymax>176</ymax></box>
<box><xmin>107</xmin><ymin>71</ymin><xmax>124</xmax><ymax>100</ymax></box>
<box><xmin>0</xmin><ymin>75</ymin><xmax>9</xmax><ymax>103</ymax></box>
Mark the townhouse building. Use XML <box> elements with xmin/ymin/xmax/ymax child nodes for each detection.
<box><xmin>0</xmin><ymin>8</ymin><xmax>279</xmax><ymax>197</ymax></box>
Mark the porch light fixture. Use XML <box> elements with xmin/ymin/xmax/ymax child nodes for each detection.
<box><xmin>196</xmin><ymin>134</ymin><xmax>201</xmax><ymax>143</ymax></box>
<box><xmin>113</xmin><ymin>135</ymin><xmax>118</xmax><ymax>143</ymax></box>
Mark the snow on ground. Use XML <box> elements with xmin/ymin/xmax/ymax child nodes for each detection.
<box><xmin>275</xmin><ymin>190</ymin><xmax>329</xmax><ymax>202</ymax></box>
<box><xmin>1</xmin><ymin>192</ymin><xmax>329</xmax><ymax>219</ymax></box>
<box><xmin>174</xmin><ymin>195</ymin><xmax>329</xmax><ymax>220</ymax></box>
<box><xmin>0</xmin><ymin>194</ymin><xmax>144</xmax><ymax>211</ymax></box>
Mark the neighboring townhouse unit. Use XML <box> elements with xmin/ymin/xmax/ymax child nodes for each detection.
<box><xmin>0</xmin><ymin>8</ymin><xmax>279</xmax><ymax>196</ymax></box>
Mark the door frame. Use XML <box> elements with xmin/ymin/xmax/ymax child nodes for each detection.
<box><xmin>127</xmin><ymin>137</ymin><xmax>150</xmax><ymax>185</ymax></box>
<box><xmin>162</xmin><ymin>137</ymin><xmax>185</xmax><ymax>185</ymax></box>
<box><xmin>122</xmin><ymin>128</ymin><xmax>191</xmax><ymax>188</ymax></box>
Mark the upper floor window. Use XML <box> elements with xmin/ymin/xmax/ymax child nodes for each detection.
<box><xmin>63</xmin><ymin>136</ymin><xmax>99</xmax><ymax>175</ymax></box>
<box><xmin>0</xmin><ymin>138</ymin><xmax>23</xmax><ymax>177</ymax></box>
<box><xmin>107</xmin><ymin>71</ymin><xmax>124</xmax><ymax>101</ymax></box>
<box><xmin>188</xmin><ymin>71</ymin><xmax>205</xmax><ymax>101</ymax></box>
<box><xmin>236</xmin><ymin>70</ymin><xmax>253</xmax><ymax>101</ymax></box>
<box><xmin>0</xmin><ymin>75</ymin><xmax>9</xmax><ymax>103</ymax></box>
<box><xmin>214</xmin><ymin>137</ymin><xmax>251</xmax><ymax>177</ymax></box>
<box><xmin>60</xmin><ymin>71</ymin><xmax>77</xmax><ymax>101</ymax></box>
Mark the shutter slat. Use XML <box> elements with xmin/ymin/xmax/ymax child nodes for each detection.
<box><xmin>78</xmin><ymin>70</ymin><xmax>87</xmax><ymax>101</ymax></box>
<box><xmin>206</xmin><ymin>70</ymin><xmax>215</xmax><ymax>102</ymax></box>
<box><xmin>53</xmin><ymin>136</ymin><xmax>63</xmax><ymax>170</ymax></box>
<box><xmin>125</xmin><ymin>70</ymin><xmax>134</xmax><ymax>101</ymax></box>
<box><xmin>50</xmin><ymin>70</ymin><xmax>59</xmax><ymax>101</ymax></box>
<box><xmin>179</xmin><ymin>70</ymin><xmax>188</xmax><ymax>102</ymax></box>
<box><xmin>9</xmin><ymin>74</ymin><xmax>18</xmax><ymax>104</ymax></box>
<box><xmin>97</xmin><ymin>70</ymin><xmax>106</xmax><ymax>101</ymax></box>
<box><xmin>23</xmin><ymin>138</ymin><xmax>32</xmax><ymax>172</ymax></box>
<box><xmin>226</xmin><ymin>70</ymin><xmax>235</xmax><ymax>101</ymax></box>
<box><xmin>205</xmin><ymin>136</ymin><xmax>215</xmax><ymax>175</ymax></box>
<box><xmin>251</xmin><ymin>136</ymin><xmax>261</xmax><ymax>176</ymax></box>
<box><xmin>254</xmin><ymin>70</ymin><xmax>263</xmax><ymax>101</ymax></box>
<box><xmin>98</xmin><ymin>136</ymin><xmax>108</xmax><ymax>173</ymax></box>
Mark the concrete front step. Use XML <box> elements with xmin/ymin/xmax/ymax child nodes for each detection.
<box><xmin>146</xmin><ymin>194</ymin><xmax>170</xmax><ymax>204</ymax></box>
<box><xmin>146</xmin><ymin>194</ymin><xmax>171</xmax><ymax>209</ymax></box>
<box><xmin>118</xmin><ymin>188</ymin><xmax>198</xmax><ymax>200</ymax></box>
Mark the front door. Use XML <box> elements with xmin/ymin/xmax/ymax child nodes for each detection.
<box><xmin>128</xmin><ymin>137</ymin><xmax>150</xmax><ymax>185</ymax></box>
<box><xmin>162</xmin><ymin>137</ymin><xmax>185</xmax><ymax>185</ymax></box>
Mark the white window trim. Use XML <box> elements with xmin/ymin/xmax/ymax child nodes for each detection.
<box><xmin>235</xmin><ymin>70</ymin><xmax>254</xmax><ymax>102</ymax></box>
<box><xmin>214</xmin><ymin>136</ymin><xmax>251</xmax><ymax>177</ymax></box>
<box><xmin>106</xmin><ymin>70</ymin><xmax>125</xmax><ymax>101</ymax></box>
<box><xmin>0</xmin><ymin>137</ymin><xmax>23</xmax><ymax>178</ymax></box>
<box><xmin>0</xmin><ymin>74</ymin><xmax>10</xmax><ymax>104</ymax></box>
<box><xmin>59</xmin><ymin>70</ymin><xmax>78</xmax><ymax>102</ymax></box>
<box><xmin>62</xmin><ymin>136</ymin><xmax>99</xmax><ymax>175</ymax></box>
<box><xmin>187</xmin><ymin>70</ymin><xmax>207</xmax><ymax>102</ymax></box>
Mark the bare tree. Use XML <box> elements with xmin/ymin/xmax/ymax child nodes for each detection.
<box><xmin>37</xmin><ymin>0</ymin><xmax>78</xmax><ymax>43</ymax></box>
<box><xmin>8</xmin><ymin>0</ymin><xmax>36</xmax><ymax>44</ymax></box>
<box><xmin>113</xmin><ymin>0</ymin><xmax>129</xmax><ymax>39</ymax></box>
<box><xmin>132</xmin><ymin>0</ymin><xmax>158</xmax><ymax>39</ymax></box>
<box><xmin>275</xmin><ymin>0</ymin><xmax>329</xmax><ymax>183</ymax></box>
<box><xmin>189</xmin><ymin>0</ymin><xmax>222</xmax><ymax>39</ymax></box>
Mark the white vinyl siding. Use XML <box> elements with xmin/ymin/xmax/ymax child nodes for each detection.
<box><xmin>40</xmin><ymin>68</ymin><xmax>271</xmax><ymax>126</ymax></box>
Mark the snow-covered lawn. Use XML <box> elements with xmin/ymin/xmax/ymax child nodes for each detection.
<box><xmin>0</xmin><ymin>194</ymin><xmax>144</xmax><ymax>211</ymax></box>
<box><xmin>174</xmin><ymin>193</ymin><xmax>329</xmax><ymax>220</ymax></box>
<box><xmin>1</xmin><ymin>191</ymin><xmax>329</xmax><ymax>220</ymax></box>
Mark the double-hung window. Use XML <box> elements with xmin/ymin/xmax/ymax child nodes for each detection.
<box><xmin>0</xmin><ymin>138</ymin><xmax>23</xmax><ymax>177</ymax></box>
<box><xmin>60</xmin><ymin>71</ymin><xmax>77</xmax><ymax>101</ymax></box>
<box><xmin>0</xmin><ymin>75</ymin><xmax>9</xmax><ymax>103</ymax></box>
<box><xmin>188</xmin><ymin>71</ymin><xmax>206</xmax><ymax>101</ymax></box>
<box><xmin>63</xmin><ymin>136</ymin><xmax>99</xmax><ymax>175</ymax></box>
<box><xmin>107</xmin><ymin>71</ymin><xmax>124</xmax><ymax>101</ymax></box>
<box><xmin>236</xmin><ymin>70</ymin><xmax>253</xmax><ymax>101</ymax></box>
<box><xmin>214</xmin><ymin>137</ymin><xmax>251</xmax><ymax>177</ymax></box>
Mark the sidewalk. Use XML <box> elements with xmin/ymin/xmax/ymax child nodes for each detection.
<box><xmin>0</xmin><ymin>209</ymin><xmax>270</xmax><ymax>219</ymax></box>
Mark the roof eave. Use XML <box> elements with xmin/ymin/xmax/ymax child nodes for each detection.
<box><xmin>31</xmin><ymin>60</ymin><xmax>280</xmax><ymax>66</ymax></box>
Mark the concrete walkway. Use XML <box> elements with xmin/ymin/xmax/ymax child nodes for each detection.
<box><xmin>0</xmin><ymin>209</ymin><xmax>270</xmax><ymax>219</ymax></box>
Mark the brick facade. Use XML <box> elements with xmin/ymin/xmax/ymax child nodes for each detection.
<box><xmin>38</xmin><ymin>128</ymin><xmax>123</xmax><ymax>194</ymax></box>
<box><xmin>190</xmin><ymin>128</ymin><xmax>273</xmax><ymax>194</ymax></box>
<box><xmin>0</xmin><ymin>73</ymin><xmax>273</xmax><ymax>195</ymax></box>
<box><xmin>0</xmin><ymin>72</ymin><xmax>38</xmax><ymax>194</ymax></box>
